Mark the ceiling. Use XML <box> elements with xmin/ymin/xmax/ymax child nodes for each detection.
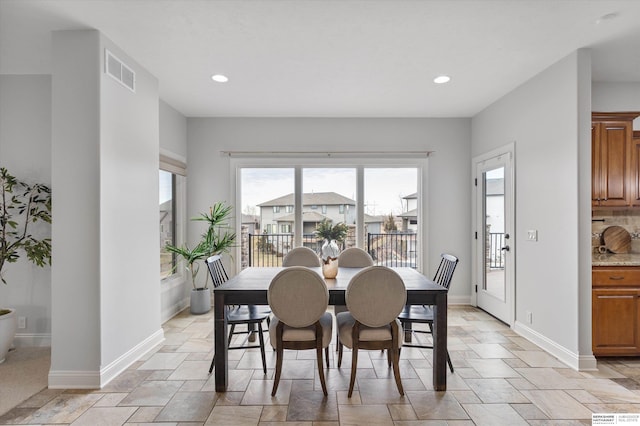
<box><xmin>2</xmin><ymin>0</ymin><xmax>640</xmax><ymax>118</ymax></box>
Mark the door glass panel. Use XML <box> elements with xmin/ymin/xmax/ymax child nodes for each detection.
<box><xmin>364</xmin><ymin>168</ymin><xmax>418</xmax><ymax>268</ymax></box>
<box><xmin>240</xmin><ymin>168</ymin><xmax>294</xmax><ymax>267</ymax></box>
<box><xmin>302</xmin><ymin>168</ymin><xmax>356</xmax><ymax>251</ymax></box>
<box><xmin>483</xmin><ymin>166</ymin><xmax>505</xmax><ymax>300</ymax></box>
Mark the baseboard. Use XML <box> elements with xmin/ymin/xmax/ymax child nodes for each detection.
<box><xmin>48</xmin><ymin>328</ymin><xmax>165</xmax><ymax>389</ymax></box>
<box><xmin>513</xmin><ymin>320</ymin><xmax>597</xmax><ymax>371</ymax></box>
<box><xmin>14</xmin><ymin>333</ymin><xmax>51</xmax><ymax>347</ymax></box>
<box><xmin>448</xmin><ymin>295</ymin><xmax>472</xmax><ymax>305</ymax></box>
<box><xmin>161</xmin><ymin>297</ymin><xmax>189</xmax><ymax>323</ymax></box>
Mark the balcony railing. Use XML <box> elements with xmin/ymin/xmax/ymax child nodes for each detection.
<box><xmin>488</xmin><ymin>232</ymin><xmax>505</xmax><ymax>269</ymax></box>
<box><xmin>245</xmin><ymin>232</ymin><xmax>417</xmax><ymax>268</ymax></box>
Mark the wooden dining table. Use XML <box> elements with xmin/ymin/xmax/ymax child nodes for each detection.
<box><xmin>212</xmin><ymin>266</ymin><xmax>449</xmax><ymax>391</ymax></box>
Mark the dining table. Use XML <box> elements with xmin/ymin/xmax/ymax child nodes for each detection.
<box><xmin>212</xmin><ymin>266</ymin><xmax>449</xmax><ymax>391</ymax></box>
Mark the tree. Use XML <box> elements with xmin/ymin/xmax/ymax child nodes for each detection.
<box><xmin>384</xmin><ymin>213</ymin><xmax>397</xmax><ymax>232</ymax></box>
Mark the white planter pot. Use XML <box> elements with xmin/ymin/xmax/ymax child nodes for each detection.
<box><xmin>0</xmin><ymin>308</ymin><xmax>17</xmax><ymax>364</ymax></box>
<box><xmin>190</xmin><ymin>288</ymin><xmax>211</xmax><ymax>315</ymax></box>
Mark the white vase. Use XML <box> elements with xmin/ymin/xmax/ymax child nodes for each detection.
<box><xmin>190</xmin><ymin>288</ymin><xmax>211</xmax><ymax>314</ymax></box>
<box><xmin>0</xmin><ymin>308</ymin><xmax>17</xmax><ymax>364</ymax></box>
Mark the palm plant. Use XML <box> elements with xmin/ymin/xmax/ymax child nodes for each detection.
<box><xmin>165</xmin><ymin>202</ymin><xmax>236</xmax><ymax>289</ymax></box>
<box><xmin>315</xmin><ymin>219</ymin><xmax>348</xmax><ymax>263</ymax></box>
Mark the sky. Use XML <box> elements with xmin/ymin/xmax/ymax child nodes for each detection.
<box><xmin>240</xmin><ymin>167</ymin><xmax>417</xmax><ymax>217</ymax></box>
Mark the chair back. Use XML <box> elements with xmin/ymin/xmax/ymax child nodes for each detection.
<box><xmin>338</xmin><ymin>247</ymin><xmax>374</xmax><ymax>267</ymax></box>
<box><xmin>433</xmin><ymin>253</ymin><xmax>459</xmax><ymax>290</ymax></box>
<box><xmin>268</xmin><ymin>266</ymin><xmax>328</xmax><ymax>327</ymax></box>
<box><xmin>205</xmin><ymin>255</ymin><xmax>229</xmax><ymax>288</ymax></box>
<box><xmin>345</xmin><ymin>266</ymin><xmax>406</xmax><ymax>328</ymax></box>
<box><xmin>282</xmin><ymin>246</ymin><xmax>321</xmax><ymax>267</ymax></box>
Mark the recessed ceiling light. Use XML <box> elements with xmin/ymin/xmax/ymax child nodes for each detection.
<box><xmin>211</xmin><ymin>74</ymin><xmax>229</xmax><ymax>83</ymax></box>
<box><xmin>433</xmin><ymin>75</ymin><xmax>451</xmax><ymax>84</ymax></box>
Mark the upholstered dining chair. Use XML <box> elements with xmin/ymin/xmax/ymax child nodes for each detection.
<box><xmin>334</xmin><ymin>247</ymin><xmax>374</xmax><ymax>351</ymax></box>
<box><xmin>281</xmin><ymin>246</ymin><xmax>322</xmax><ymax>267</ymax></box>
<box><xmin>397</xmin><ymin>253</ymin><xmax>458</xmax><ymax>373</ymax></box>
<box><xmin>336</xmin><ymin>266</ymin><xmax>407</xmax><ymax>397</ymax></box>
<box><xmin>268</xmin><ymin>266</ymin><xmax>333</xmax><ymax>396</ymax></box>
<box><xmin>205</xmin><ymin>255</ymin><xmax>270</xmax><ymax>374</ymax></box>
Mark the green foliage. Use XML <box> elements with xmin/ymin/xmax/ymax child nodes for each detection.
<box><xmin>384</xmin><ymin>213</ymin><xmax>398</xmax><ymax>232</ymax></box>
<box><xmin>0</xmin><ymin>167</ymin><xmax>52</xmax><ymax>285</ymax></box>
<box><xmin>314</xmin><ymin>219</ymin><xmax>348</xmax><ymax>243</ymax></box>
<box><xmin>165</xmin><ymin>202</ymin><xmax>236</xmax><ymax>289</ymax></box>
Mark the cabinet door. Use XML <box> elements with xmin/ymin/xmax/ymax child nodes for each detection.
<box><xmin>592</xmin><ymin>288</ymin><xmax>640</xmax><ymax>355</ymax></box>
<box><xmin>631</xmin><ymin>136</ymin><xmax>640</xmax><ymax>206</ymax></box>
<box><xmin>594</xmin><ymin>121</ymin><xmax>632</xmax><ymax>207</ymax></box>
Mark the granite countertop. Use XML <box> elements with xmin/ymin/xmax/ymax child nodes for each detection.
<box><xmin>592</xmin><ymin>252</ymin><xmax>640</xmax><ymax>267</ymax></box>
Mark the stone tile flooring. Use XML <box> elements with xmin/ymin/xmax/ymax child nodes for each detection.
<box><xmin>1</xmin><ymin>305</ymin><xmax>639</xmax><ymax>425</ymax></box>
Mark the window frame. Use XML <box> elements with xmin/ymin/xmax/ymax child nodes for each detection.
<box><xmin>230</xmin><ymin>156</ymin><xmax>428</xmax><ymax>273</ymax></box>
<box><xmin>160</xmin><ymin>155</ymin><xmax>187</xmax><ymax>286</ymax></box>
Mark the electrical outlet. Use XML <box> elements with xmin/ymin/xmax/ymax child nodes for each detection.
<box><xmin>526</xmin><ymin>311</ymin><xmax>533</xmax><ymax>324</ymax></box>
<box><xmin>18</xmin><ymin>316</ymin><xmax>26</xmax><ymax>329</ymax></box>
<box><xmin>527</xmin><ymin>230</ymin><xmax>538</xmax><ymax>241</ymax></box>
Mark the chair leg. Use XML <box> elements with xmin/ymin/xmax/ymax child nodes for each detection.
<box><xmin>348</xmin><ymin>344</ymin><xmax>358</xmax><ymax>398</ymax></box>
<box><xmin>257</xmin><ymin>322</ymin><xmax>267</xmax><ymax>374</ymax></box>
<box><xmin>271</xmin><ymin>344</ymin><xmax>284</xmax><ymax>396</ymax></box>
<box><xmin>227</xmin><ymin>324</ymin><xmax>236</xmax><ymax>346</ymax></box>
<box><xmin>391</xmin><ymin>346</ymin><xmax>404</xmax><ymax>396</ymax></box>
<box><xmin>316</xmin><ymin>345</ymin><xmax>328</xmax><ymax>396</ymax></box>
<box><xmin>325</xmin><ymin>346</ymin><xmax>330</xmax><ymax>368</ymax></box>
<box><xmin>338</xmin><ymin>339</ymin><xmax>343</xmax><ymax>368</ymax></box>
<box><xmin>446</xmin><ymin>349</ymin><xmax>454</xmax><ymax>373</ymax></box>
<box><xmin>208</xmin><ymin>354</ymin><xmax>215</xmax><ymax>374</ymax></box>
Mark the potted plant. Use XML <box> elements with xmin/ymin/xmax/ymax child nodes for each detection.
<box><xmin>315</xmin><ymin>219</ymin><xmax>348</xmax><ymax>278</ymax></box>
<box><xmin>0</xmin><ymin>167</ymin><xmax>52</xmax><ymax>363</ymax></box>
<box><xmin>165</xmin><ymin>202</ymin><xmax>236</xmax><ymax>314</ymax></box>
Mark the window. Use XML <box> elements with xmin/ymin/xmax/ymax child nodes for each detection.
<box><xmin>159</xmin><ymin>154</ymin><xmax>186</xmax><ymax>280</ymax></box>
<box><xmin>236</xmin><ymin>159</ymin><xmax>423</xmax><ymax>269</ymax></box>
<box><xmin>273</xmin><ymin>206</ymin><xmax>280</xmax><ymax>213</ymax></box>
<box><xmin>280</xmin><ymin>224</ymin><xmax>292</xmax><ymax>233</ymax></box>
<box><xmin>159</xmin><ymin>170</ymin><xmax>175</xmax><ymax>279</ymax></box>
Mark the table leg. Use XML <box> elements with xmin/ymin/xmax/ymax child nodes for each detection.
<box><xmin>432</xmin><ymin>293</ymin><xmax>447</xmax><ymax>391</ymax></box>
<box><xmin>214</xmin><ymin>292</ymin><xmax>228</xmax><ymax>391</ymax></box>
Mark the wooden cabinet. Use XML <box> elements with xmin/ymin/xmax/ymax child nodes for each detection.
<box><xmin>591</xmin><ymin>112</ymin><xmax>640</xmax><ymax>207</ymax></box>
<box><xmin>631</xmin><ymin>131</ymin><xmax>640</xmax><ymax>206</ymax></box>
<box><xmin>593</xmin><ymin>267</ymin><xmax>640</xmax><ymax>356</ymax></box>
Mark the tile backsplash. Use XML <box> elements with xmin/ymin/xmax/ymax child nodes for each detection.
<box><xmin>593</xmin><ymin>210</ymin><xmax>640</xmax><ymax>252</ymax></box>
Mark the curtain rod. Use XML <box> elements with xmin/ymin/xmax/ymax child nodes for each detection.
<box><xmin>220</xmin><ymin>150</ymin><xmax>433</xmax><ymax>158</ymax></box>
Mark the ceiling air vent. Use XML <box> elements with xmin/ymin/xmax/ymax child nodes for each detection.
<box><xmin>105</xmin><ymin>49</ymin><xmax>135</xmax><ymax>93</ymax></box>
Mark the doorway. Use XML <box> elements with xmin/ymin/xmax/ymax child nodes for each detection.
<box><xmin>473</xmin><ymin>145</ymin><xmax>515</xmax><ymax>325</ymax></box>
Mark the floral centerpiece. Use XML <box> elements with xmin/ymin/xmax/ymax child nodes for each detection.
<box><xmin>315</xmin><ymin>219</ymin><xmax>348</xmax><ymax>278</ymax></box>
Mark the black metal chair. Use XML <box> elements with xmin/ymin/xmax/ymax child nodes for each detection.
<box><xmin>397</xmin><ymin>253</ymin><xmax>458</xmax><ymax>373</ymax></box>
<box><xmin>206</xmin><ymin>255</ymin><xmax>271</xmax><ymax>374</ymax></box>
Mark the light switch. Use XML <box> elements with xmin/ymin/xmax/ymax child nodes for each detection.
<box><xmin>527</xmin><ymin>230</ymin><xmax>538</xmax><ymax>241</ymax></box>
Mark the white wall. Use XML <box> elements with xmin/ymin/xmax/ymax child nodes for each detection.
<box><xmin>51</xmin><ymin>30</ymin><xmax>163</xmax><ymax>388</ymax></box>
<box><xmin>592</xmin><ymin>82</ymin><xmax>640</xmax><ymax>129</ymax></box>
<box><xmin>0</xmin><ymin>75</ymin><xmax>52</xmax><ymax>346</ymax></box>
<box><xmin>472</xmin><ymin>50</ymin><xmax>593</xmax><ymax>369</ymax></box>
<box><xmin>186</xmin><ymin>118</ymin><xmax>473</xmax><ymax>301</ymax></box>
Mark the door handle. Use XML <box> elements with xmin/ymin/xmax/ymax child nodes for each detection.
<box><xmin>501</xmin><ymin>245</ymin><xmax>510</xmax><ymax>252</ymax></box>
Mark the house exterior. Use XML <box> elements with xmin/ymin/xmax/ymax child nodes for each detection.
<box><xmin>258</xmin><ymin>192</ymin><xmax>356</xmax><ymax>235</ymax></box>
<box><xmin>399</xmin><ymin>192</ymin><xmax>418</xmax><ymax>232</ymax></box>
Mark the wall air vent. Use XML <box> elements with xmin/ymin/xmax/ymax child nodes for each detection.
<box><xmin>105</xmin><ymin>49</ymin><xmax>135</xmax><ymax>93</ymax></box>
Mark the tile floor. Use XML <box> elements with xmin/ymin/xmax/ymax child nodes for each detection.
<box><xmin>1</xmin><ymin>305</ymin><xmax>639</xmax><ymax>425</ymax></box>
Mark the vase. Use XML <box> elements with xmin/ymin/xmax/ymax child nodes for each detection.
<box><xmin>0</xmin><ymin>308</ymin><xmax>17</xmax><ymax>364</ymax></box>
<box><xmin>322</xmin><ymin>258</ymin><xmax>339</xmax><ymax>279</ymax></box>
<box><xmin>190</xmin><ymin>288</ymin><xmax>211</xmax><ymax>314</ymax></box>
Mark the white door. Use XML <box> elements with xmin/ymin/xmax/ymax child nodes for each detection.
<box><xmin>473</xmin><ymin>148</ymin><xmax>514</xmax><ymax>325</ymax></box>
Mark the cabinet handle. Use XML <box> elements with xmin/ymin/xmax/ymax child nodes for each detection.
<box><xmin>609</xmin><ymin>276</ymin><xmax>625</xmax><ymax>280</ymax></box>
